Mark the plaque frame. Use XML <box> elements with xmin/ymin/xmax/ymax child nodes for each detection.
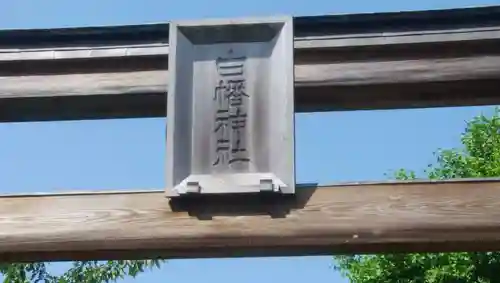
<box><xmin>166</xmin><ymin>16</ymin><xmax>295</xmax><ymax>197</ymax></box>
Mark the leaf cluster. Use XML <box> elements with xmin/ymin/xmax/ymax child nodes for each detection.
<box><xmin>335</xmin><ymin>108</ymin><xmax>500</xmax><ymax>283</ymax></box>
<box><xmin>0</xmin><ymin>259</ymin><xmax>163</xmax><ymax>283</ymax></box>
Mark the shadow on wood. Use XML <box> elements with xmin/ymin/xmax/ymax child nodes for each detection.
<box><xmin>168</xmin><ymin>183</ymin><xmax>318</xmax><ymax>220</ymax></box>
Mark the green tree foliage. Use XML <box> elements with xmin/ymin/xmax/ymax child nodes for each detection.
<box><xmin>0</xmin><ymin>258</ymin><xmax>164</xmax><ymax>282</ymax></box>
<box><xmin>334</xmin><ymin>107</ymin><xmax>500</xmax><ymax>283</ymax></box>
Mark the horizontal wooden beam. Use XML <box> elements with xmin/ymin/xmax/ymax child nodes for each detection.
<box><xmin>4</xmin><ymin>56</ymin><xmax>498</xmax><ymax>97</ymax></box>
<box><xmin>3</xmin><ymin>5</ymin><xmax>500</xmax><ymax>60</ymax></box>
<box><xmin>1</xmin><ymin>178</ymin><xmax>500</xmax><ymax>263</ymax></box>
<box><xmin>3</xmin><ymin>26</ymin><xmax>500</xmax><ymax>62</ymax></box>
<box><xmin>2</xmin><ymin>53</ymin><xmax>500</xmax><ymax>122</ymax></box>
<box><xmin>2</xmin><ymin>6</ymin><xmax>500</xmax><ymax>122</ymax></box>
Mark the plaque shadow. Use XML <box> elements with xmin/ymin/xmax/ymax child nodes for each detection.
<box><xmin>168</xmin><ymin>183</ymin><xmax>318</xmax><ymax>220</ymax></box>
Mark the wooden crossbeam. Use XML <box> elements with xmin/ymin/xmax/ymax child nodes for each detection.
<box><xmin>2</xmin><ymin>6</ymin><xmax>500</xmax><ymax>122</ymax></box>
<box><xmin>2</xmin><ymin>55</ymin><xmax>500</xmax><ymax>122</ymax></box>
<box><xmin>1</xmin><ymin>179</ymin><xmax>500</xmax><ymax>263</ymax></box>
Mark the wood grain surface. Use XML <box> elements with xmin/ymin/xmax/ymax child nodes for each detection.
<box><xmin>3</xmin><ymin>56</ymin><xmax>500</xmax><ymax>98</ymax></box>
<box><xmin>1</xmin><ymin>179</ymin><xmax>500</xmax><ymax>262</ymax></box>
<box><xmin>1</xmin><ymin>53</ymin><xmax>500</xmax><ymax>122</ymax></box>
<box><xmin>1</xmin><ymin>12</ymin><xmax>500</xmax><ymax>122</ymax></box>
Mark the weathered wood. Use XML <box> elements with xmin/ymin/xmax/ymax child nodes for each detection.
<box><xmin>1</xmin><ymin>55</ymin><xmax>500</xmax><ymax>121</ymax></box>
<box><xmin>1</xmin><ymin>179</ymin><xmax>500</xmax><ymax>263</ymax></box>
<box><xmin>4</xmin><ymin>56</ymin><xmax>498</xmax><ymax>98</ymax></box>
<box><xmin>295</xmin><ymin>56</ymin><xmax>500</xmax><ymax>86</ymax></box>
<box><xmin>3</xmin><ymin>26</ymin><xmax>500</xmax><ymax>62</ymax></box>
<box><xmin>7</xmin><ymin>55</ymin><xmax>499</xmax><ymax>97</ymax></box>
<box><xmin>1</xmin><ymin>6</ymin><xmax>500</xmax><ymax>121</ymax></box>
<box><xmin>3</xmin><ymin>5</ymin><xmax>500</xmax><ymax>61</ymax></box>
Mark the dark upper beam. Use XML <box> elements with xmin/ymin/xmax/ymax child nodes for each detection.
<box><xmin>1</xmin><ymin>5</ymin><xmax>500</xmax><ymax>122</ymax></box>
<box><xmin>3</xmin><ymin>5</ymin><xmax>500</xmax><ymax>48</ymax></box>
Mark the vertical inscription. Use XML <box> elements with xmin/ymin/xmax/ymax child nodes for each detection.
<box><xmin>212</xmin><ymin>56</ymin><xmax>250</xmax><ymax>170</ymax></box>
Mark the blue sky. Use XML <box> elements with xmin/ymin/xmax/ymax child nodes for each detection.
<box><xmin>2</xmin><ymin>0</ymin><xmax>500</xmax><ymax>282</ymax></box>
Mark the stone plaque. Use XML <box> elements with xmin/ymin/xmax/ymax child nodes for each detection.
<box><xmin>166</xmin><ymin>16</ymin><xmax>295</xmax><ymax>197</ymax></box>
